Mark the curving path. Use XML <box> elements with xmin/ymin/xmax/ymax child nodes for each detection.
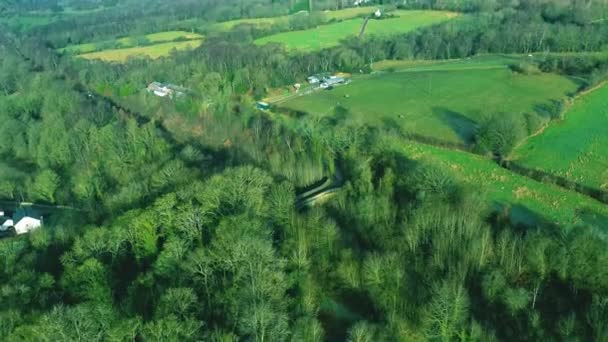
<box><xmin>295</xmin><ymin>167</ymin><xmax>344</xmax><ymax>209</ymax></box>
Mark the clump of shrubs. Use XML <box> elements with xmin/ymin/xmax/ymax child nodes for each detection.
<box><xmin>408</xmin><ymin>165</ymin><xmax>464</xmax><ymax>205</ymax></box>
<box><xmin>509</xmin><ymin>62</ymin><xmax>541</xmax><ymax>75</ymax></box>
<box><xmin>523</xmin><ymin>112</ymin><xmax>546</xmax><ymax>135</ymax></box>
<box><xmin>474</xmin><ymin>114</ymin><xmax>527</xmax><ymax>160</ymax></box>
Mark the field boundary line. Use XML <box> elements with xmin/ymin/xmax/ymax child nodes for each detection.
<box><xmin>381</xmin><ymin>119</ymin><xmax>608</xmax><ymax>205</ymax></box>
<box><xmin>508</xmin><ymin>80</ymin><xmax>608</xmax><ymax>158</ymax></box>
<box><xmin>372</xmin><ymin>60</ymin><xmax>508</xmax><ymax>73</ymax></box>
<box><xmin>387</xmin><ymin>65</ymin><xmax>507</xmax><ymax>74</ymax></box>
<box><xmin>397</xmin><ymin>136</ymin><xmax>608</xmax><ymax>205</ymax></box>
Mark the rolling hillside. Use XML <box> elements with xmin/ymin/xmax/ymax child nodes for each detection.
<box><xmin>278</xmin><ymin>56</ymin><xmax>579</xmax><ymax>145</ymax></box>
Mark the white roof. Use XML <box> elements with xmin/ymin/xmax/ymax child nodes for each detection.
<box><xmin>154</xmin><ymin>89</ymin><xmax>171</xmax><ymax>97</ymax></box>
<box><xmin>1</xmin><ymin>219</ymin><xmax>14</xmax><ymax>230</ymax></box>
<box><xmin>14</xmin><ymin>217</ymin><xmax>41</xmax><ymax>235</ymax></box>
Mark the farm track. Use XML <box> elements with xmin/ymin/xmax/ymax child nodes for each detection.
<box><xmin>295</xmin><ymin>169</ymin><xmax>344</xmax><ymax>210</ymax></box>
<box><xmin>358</xmin><ymin>17</ymin><xmax>370</xmax><ymax>38</ymax></box>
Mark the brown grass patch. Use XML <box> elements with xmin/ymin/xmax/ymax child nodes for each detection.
<box><xmin>513</xmin><ymin>186</ymin><xmax>532</xmax><ymax>199</ymax></box>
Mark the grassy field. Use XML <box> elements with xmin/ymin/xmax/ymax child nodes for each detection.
<box><xmin>278</xmin><ymin>56</ymin><xmax>579</xmax><ymax>145</ymax></box>
<box><xmin>60</xmin><ymin>31</ymin><xmax>203</xmax><ymax>54</ymax></box>
<box><xmin>512</xmin><ymin>83</ymin><xmax>608</xmax><ymax>190</ymax></box>
<box><xmin>210</xmin><ymin>6</ymin><xmax>374</xmax><ymax>32</ymax></box>
<box><xmin>79</xmin><ymin>40</ymin><xmax>203</xmax><ymax>62</ymax></box>
<box><xmin>255</xmin><ymin>10</ymin><xmax>457</xmax><ymax>51</ymax></box>
<box><xmin>395</xmin><ymin>139</ymin><xmax>608</xmax><ymax>227</ymax></box>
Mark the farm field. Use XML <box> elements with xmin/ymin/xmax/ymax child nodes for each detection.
<box><xmin>59</xmin><ymin>31</ymin><xmax>203</xmax><ymax>54</ymax></box>
<box><xmin>254</xmin><ymin>10</ymin><xmax>457</xmax><ymax>51</ymax></box>
<box><xmin>512</xmin><ymin>83</ymin><xmax>608</xmax><ymax>190</ymax></box>
<box><xmin>396</xmin><ymin>139</ymin><xmax>608</xmax><ymax>227</ymax></box>
<box><xmin>278</xmin><ymin>56</ymin><xmax>579</xmax><ymax>145</ymax></box>
<box><xmin>210</xmin><ymin>6</ymin><xmax>374</xmax><ymax>32</ymax></box>
<box><xmin>79</xmin><ymin>39</ymin><xmax>203</xmax><ymax>62</ymax></box>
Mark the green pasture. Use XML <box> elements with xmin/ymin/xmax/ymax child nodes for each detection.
<box><xmin>79</xmin><ymin>39</ymin><xmax>203</xmax><ymax>62</ymax></box>
<box><xmin>279</xmin><ymin>56</ymin><xmax>579</xmax><ymax>145</ymax></box>
<box><xmin>254</xmin><ymin>10</ymin><xmax>457</xmax><ymax>51</ymax></box>
<box><xmin>59</xmin><ymin>31</ymin><xmax>203</xmax><ymax>54</ymax></box>
<box><xmin>396</xmin><ymin>139</ymin><xmax>608</xmax><ymax>228</ymax></box>
<box><xmin>513</xmin><ymin>83</ymin><xmax>608</xmax><ymax>190</ymax></box>
<box><xmin>210</xmin><ymin>6</ymin><xmax>374</xmax><ymax>32</ymax></box>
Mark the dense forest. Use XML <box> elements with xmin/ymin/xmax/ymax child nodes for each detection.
<box><xmin>1</xmin><ymin>0</ymin><xmax>608</xmax><ymax>340</ymax></box>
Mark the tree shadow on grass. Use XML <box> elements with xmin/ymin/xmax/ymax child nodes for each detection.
<box><xmin>576</xmin><ymin>208</ymin><xmax>608</xmax><ymax>229</ymax></box>
<box><xmin>492</xmin><ymin>201</ymin><xmax>608</xmax><ymax>235</ymax></box>
<box><xmin>432</xmin><ymin>107</ymin><xmax>478</xmax><ymax>145</ymax></box>
<box><xmin>316</xmin><ymin>105</ymin><xmax>351</xmax><ymax>127</ymax></box>
<box><xmin>507</xmin><ymin>203</ymin><xmax>548</xmax><ymax>229</ymax></box>
<box><xmin>491</xmin><ymin>202</ymin><xmax>565</xmax><ymax>235</ymax></box>
<box><xmin>381</xmin><ymin>116</ymin><xmax>405</xmax><ymax>136</ymax></box>
<box><xmin>533</xmin><ymin>100</ymin><xmax>563</xmax><ymax>120</ymax></box>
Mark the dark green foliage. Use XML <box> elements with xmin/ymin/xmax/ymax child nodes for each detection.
<box><xmin>523</xmin><ymin>112</ymin><xmax>545</xmax><ymax>135</ymax></box>
<box><xmin>409</xmin><ymin>164</ymin><xmax>462</xmax><ymax>203</ymax></box>
<box><xmin>509</xmin><ymin>62</ymin><xmax>541</xmax><ymax>75</ymax></box>
<box><xmin>1</xmin><ymin>1</ymin><xmax>608</xmax><ymax>341</ymax></box>
<box><xmin>475</xmin><ymin>114</ymin><xmax>527</xmax><ymax>158</ymax></box>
